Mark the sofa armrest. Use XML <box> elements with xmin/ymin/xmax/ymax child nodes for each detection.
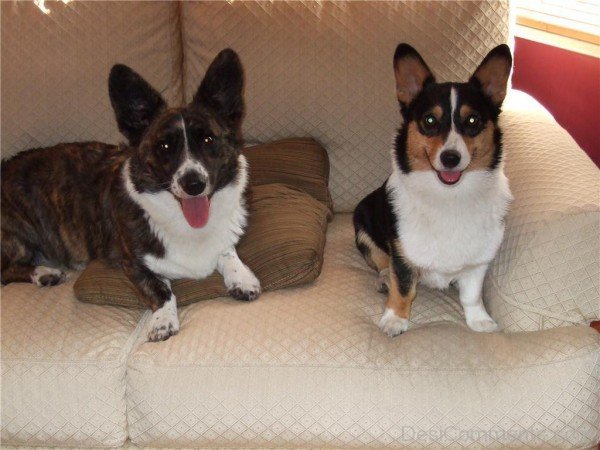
<box><xmin>485</xmin><ymin>91</ymin><xmax>600</xmax><ymax>332</ymax></box>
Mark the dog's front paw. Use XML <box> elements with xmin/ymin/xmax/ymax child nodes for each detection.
<box><xmin>378</xmin><ymin>308</ymin><xmax>409</xmax><ymax>337</ymax></box>
<box><xmin>467</xmin><ymin>317</ymin><xmax>499</xmax><ymax>333</ymax></box>
<box><xmin>226</xmin><ymin>270</ymin><xmax>261</xmax><ymax>301</ymax></box>
<box><xmin>464</xmin><ymin>305</ymin><xmax>499</xmax><ymax>333</ymax></box>
<box><xmin>228</xmin><ymin>277</ymin><xmax>261</xmax><ymax>301</ymax></box>
<box><xmin>31</xmin><ymin>266</ymin><xmax>67</xmax><ymax>287</ymax></box>
<box><xmin>148</xmin><ymin>302</ymin><xmax>180</xmax><ymax>342</ymax></box>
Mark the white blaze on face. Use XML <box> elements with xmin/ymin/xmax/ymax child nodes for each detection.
<box><xmin>435</xmin><ymin>87</ymin><xmax>470</xmax><ymax>172</ymax></box>
<box><xmin>170</xmin><ymin>115</ymin><xmax>210</xmax><ymax>199</ymax></box>
<box><xmin>171</xmin><ymin>114</ymin><xmax>212</xmax><ymax>229</ymax></box>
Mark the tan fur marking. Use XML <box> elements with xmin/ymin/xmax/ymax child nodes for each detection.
<box><xmin>386</xmin><ymin>268</ymin><xmax>417</xmax><ymax>320</ymax></box>
<box><xmin>463</xmin><ymin>121</ymin><xmax>496</xmax><ymax>170</ymax></box>
<box><xmin>431</xmin><ymin>105</ymin><xmax>443</xmax><ymax>120</ymax></box>
<box><xmin>406</xmin><ymin>121</ymin><xmax>443</xmax><ymax>171</ymax></box>
<box><xmin>386</xmin><ymin>239</ymin><xmax>417</xmax><ymax>319</ymax></box>
<box><xmin>459</xmin><ymin>104</ymin><xmax>473</xmax><ymax>117</ymax></box>
<box><xmin>356</xmin><ymin>230</ymin><xmax>389</xmax><ymax>272</ymax></box>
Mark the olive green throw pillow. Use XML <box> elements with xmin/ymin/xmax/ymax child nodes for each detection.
<box><xmin>245</xmin><ymin>137</ymin><xmax>332</xmax><ymax>211</ymax></box>
<box><xmin>74</xmin><ymin>183</ymin><xmax>331</xmax><ymax>308</ymax></box>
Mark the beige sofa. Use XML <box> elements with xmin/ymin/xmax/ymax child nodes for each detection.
<box><xmin>1</xmin><ymin>1</ymin><xmax>599</xmax><ymax>448</ymax></box>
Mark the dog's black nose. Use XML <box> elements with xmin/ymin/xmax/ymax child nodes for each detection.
<box><xmin>440</xmin><ymin>150</ymin><xmax>461</xmax><ymax>169</ymax></box>
<box><xmin>179</xmin><ymin>172</ymin><xmax>206</xmax><ymax>196</ymax></box>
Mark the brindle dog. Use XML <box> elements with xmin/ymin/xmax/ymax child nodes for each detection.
<box><xmin>1</xmin><ymin>49</ymin><xmax>261</xmax><ymax>341</ymax></box>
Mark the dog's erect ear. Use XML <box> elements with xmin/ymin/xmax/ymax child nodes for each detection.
<box><xmin>393</xmin><ymin>43</ymin><xmax>435</xmax><ymax>109</ymax></box>
<box><xmin>108</xmin><ymin>64</ymin><xmax>166</xmax><ymax>146</ymax></box>
<box><xmin>469</xmin><ymin>44</ymin><xmax>512</xmax><ymax>107</ymax></box>
<box><xmin>193</xmin><ymin>48</ymin><xmax>244</xmax><ymax>127</ymax></box>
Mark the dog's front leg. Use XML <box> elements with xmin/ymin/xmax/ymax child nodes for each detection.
<box><xmin>457</xmin><ymin>264</ymin><xmax>498</xmax><ymax>332</ymax></box>
<box><xmin>378</xmin><ymin>244</ymin><xmax>417</xmax><ymax>337</ymax></box>
<box><xmin>123</xmin><ymin>261</ymin><xmax>179</xmax><ymax>341</ymax></box>
<box><xmin>217</xmin><ymin>247</ymin><xmax>261</xmax><ymax>301</ymax></box>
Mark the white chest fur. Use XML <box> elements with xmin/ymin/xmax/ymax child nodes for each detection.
<box><xmin>123</xmin><ymin>156</ymin><xmax>248</xmax><ymax>280</ymax></box>
<box><xmin>387</xmin><ymin>168</ymin><xmax>512</xmax><ymax>288</ymax></box>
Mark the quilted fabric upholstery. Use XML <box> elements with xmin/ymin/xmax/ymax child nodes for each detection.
<box><xmin>488</xmin><ymin>91</ymin><xmax>600</xmax><ymax>332</ymax></box>
<box><xmin>126</xmin><ymin>216</ymin><xmax>600</xmax><ymax>449</ymax></box>
<box><xmin>0</xmin><ymin>279</ymin><xmax>146</xmax><ymax>447</ymax></box>
<box><xmin>181</xmin><ymin>0</ymin><xmax>511</xmax><ymax>211</ymax></box>
<box><xmin>0</xmin><ymin>1</ymin><xmax>182</xmax><ymax>159</ymax></box>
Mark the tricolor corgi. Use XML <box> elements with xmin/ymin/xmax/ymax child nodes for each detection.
<box><xmin>1</xmin><ymin>49</ymin><xmax>260</xmax><ymax>341</ymax></box>
<box><xmin>353</xmin><ymin>43</ymin><xmax>513</xmax><ymax>336</ymax></box>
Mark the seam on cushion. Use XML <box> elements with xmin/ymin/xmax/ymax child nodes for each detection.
<box><xmin>129</xmin><ymin>348</ymin><xmax>599</xmax><ymax>372</ymax></box>
<box><xmin>129</xmin><ymin>329</ymin><xmax>600</xmax><ymax>372</ymax></box>
<box><xmin>490</xmin><ymin>274</ymin><xmax>585</xmax><ymax>326</ymax></box>
<box><xmin>2</xmin><ymin>358</ymin><xmax>124</xmax><ymax>367</ymax></box>
<box><xmin>3</xmin><ymin>311</ymin><xmax>150</xmax><ymax>367</ymax></box>
<box><xmin>118</xmin><ymin>309</ymin><xmax>152</xmax><ymax>365</ymax></box>
<box><xmin>492</xmin><ymin>211</ymin><xmax>600</xmax><ymax>327</ymax></box>
<box><xmin>174</xmin><ymin>0</ymin><xmax>186</xmax><ymax>104</ymax></box>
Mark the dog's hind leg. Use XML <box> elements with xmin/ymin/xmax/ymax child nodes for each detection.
<box><xmin>1</xmin><ymin>232</ymin><xmax>66</xmax><ymax>287</ymax></box>
<box><xmin>353</xmin><ymin>188</ymin><xmax>391</xmax><ymax>292</ymax></box>
<box><xmin>355</xmin><ymin>230</ymin><xmax>390</xmax><ymax>293</ymax></box>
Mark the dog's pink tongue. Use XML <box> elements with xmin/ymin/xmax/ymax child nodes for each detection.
<box><xmin>439</xmin><ymin>171</ymin><xmax>461</xmax><ymax>184</ymax></box>
<box><xmin>181</xmin><ymin>196</ymin><xmax>210</xmax><ymax>228</ymax></box>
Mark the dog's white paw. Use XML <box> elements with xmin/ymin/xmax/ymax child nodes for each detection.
<box><xmin>378</xmin><ymin>308</ymin><xmax>409</xmax><ymax>337</ymax></box>
<box><xmin>376</xmin><ymin>268</ymin><xmax>390</xmax><ymax>293</ymax></box>
<box><xmin>467</xmin><ymin>317</ymin><xmax>499</xmax><ymax>333</ymax></box>
<box><xmin>31</xmin><ymin>266</ymin><xmax>66</xmax><ymax>287</ymax></box>
<box><xmin>148</xmin><ymin>298</ymin><xmax>180</xmax><ymax>342</ymax></box>
<box><xmin>464</xmin><ymin>305</ymin><xmax>499</xmax><ymax>333</ymax></box>
<box><xmin>226</xmin><ymin>268</ymin><xmax>261</xmax><ymax>301</ymax></box>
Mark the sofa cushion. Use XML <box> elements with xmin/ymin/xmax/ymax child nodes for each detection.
<box><xmin>125</xmin><ymin>215</ymin><xmax>600</xmax><ymax>448</ymax></box>
<box><xmin>1</xmin><ymin>1</ymin><xmax>182</xmax><ymax>159</ymax></box>
<box><xmin>74</xmin><ymin>183</ymin><xmax>330</xmax><ymax>308</ymax></box>
<box><xmin>180</xmin><ymin>1</ymin><xmax>510</xmax><ymax>211</ymax></box>
<box><xmin>487</xmin><ymin>91</ymin><xmax>600</xmax><ymax>331</ymax></box>
<box><xmin>0</xmin><ymin>280</ymin><xmax>145</xmax><ymax>447</ymax></box>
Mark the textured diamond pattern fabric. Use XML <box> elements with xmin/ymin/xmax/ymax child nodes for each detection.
<box><xmin>181</xmin><ymin>1</ymin><xmax>510</xmax><ymax>211</ymax></box>
<box><xmin>487</xmin><ymin>91</ymin><xmax>600</xmax><ymax>332</ymax></box>
<box><xmin>1</xmin><ymin>279</ymin><xmax>145</xmax><ymax>447</ymax></box>
<box><xmin>1</xmin><ymin>1</ymin><xmax>182</xmax><ymax>159</ymax></box>
<box><xmin>126</xmin><ymin>216</ymin><xmax>600</xmax><ymax>449</ymax></box>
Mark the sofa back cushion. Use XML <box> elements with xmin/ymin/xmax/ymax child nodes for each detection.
<box><xmin>181</xmin><ymin>1</ymin><xmax>511</xmax><ymax>211</ymax></box>
<box><xmin>1</xmin><ymin>1</ymin><xmax>182</xmax><ymax>159</ymax></box>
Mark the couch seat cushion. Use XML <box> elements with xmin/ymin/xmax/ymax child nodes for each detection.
<box><xmin>126</xmin><ymin>215</ymin><xmax>600</xmax><ymax>448</ymax></box>
<box><xmin>1</xmin><ymin>280</ymin><xmax>145</xmax><ymax>447</ymax></box>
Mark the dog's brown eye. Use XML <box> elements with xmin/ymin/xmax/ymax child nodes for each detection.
<box><xmin>466</xmin><ymin>114</ymin><xmax>479</xmax><ymax>127</ymax></box>
<box><xmin>203</xmin><ymin>136</ymin><xmax>214</xmax><ymax>145</ymax></box>
<box><xmin>159</xmin><ymin>142</ymin><xmax>170</xmax><ymax>151</ymax></box>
